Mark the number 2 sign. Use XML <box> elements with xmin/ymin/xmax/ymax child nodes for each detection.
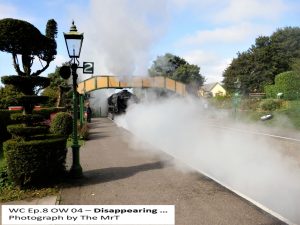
<box><xmin>83</xmin><ymin>62</ymin><xmax>94</xmax><ymax>74</ymax></box>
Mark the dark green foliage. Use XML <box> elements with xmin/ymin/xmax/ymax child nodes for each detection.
<box><xmin>18</xmin><ymin>95</ymin><xmax>49</xmax><ymax>104</ymax></box>
<box><xmin>0</xmin><ymin>18</ymin><xmax>44</xmax><ymax>55</ymax></box>
<box><xmin>0</xmin><ymin>110</ymin><xmax>11</xmax><ymax>156</ymax></box>
<box><xmin>291</xmin><ymin>58</ymin><xmax>300</xmax><ymax>74</ymax></box>
<box><xmin>259</xmin><ymin>99</ymin><xmax>283</xmax><ymax>111</ymax></box>
<box><xmin>223</xmin><ymin>27</ymin><xmax>300</xmax><ymax>94</ymax></box>
<box><xmin>0</xmin><ymin>110</ymin><xmax>11</xmax><ymax>142</ymax></box>
<box><xmin>0</xmin><ymin>18</ymin><xmax>57</xmax><ymax>77</ymax></box>
<box><xmin>0</xmin><ymin>85</ymin><xmax>24</xmax><ymax>109</ymax></box>
<box><xmin>2</xmin><ymin>108</ymin><xmax>64</xmax><ymax>120</ymax></box>
<box><xmin>7</xmin><ymin>124</ymin><xmax>48</xmax><ymax>139</ymax></box>
<box><xmin>79</xmin><ymin>124</ymin><xmax>89</xmax><ymax>140</ymax></box>
<box><xmin>0</xmin><ymin>18</ymin><xmax>67</xmax><ymax>189</ymax></box>
<box><xmin>10</xmin><ymin>113</ymin><xmax>44</xmax><ymax>125</ymax></box>
<box><xmin>264</xmin><ymin>71</ymin><xmax>300</xmax><ymax>100</ymax></box>
<box><xmin>3</xmin><ymin>137</ymin><xmax>67</xmax><ymax>186</ymax></box>
<box><xmin>208</xmin><ymin>95</ymin><xmax>232</xmax><ymax>109</ymax></box>
<box><xmin>16</xmin><ymin>95</ymin><xmax>49</xmax><ymax>114</ymax></box>
<box><xmin>0</xmin><ymin>161</ymin><xmax>12</xmax><ymax>188</ymax></box>
<box><xmin>42</xmin><ymin>66</ymin><xmax>71</xmax><ymax>107</ymax></box>
<box><xmin>149</xmin><ymin>53</ymin><xmax>187</xmax><ymax>77</ymax></box>
<box><xmin>1</xmin><ymin>76</ymin><xmax>50</xmax><ymax>95</ymax></box>
<box><xmin>149</xmin><ymin>53</ymin><xmax>205</xmax><ymax>94</ymax></box>
<box><xmin>265</xmin><ymin>84</ymin><xmax>277</xmax><ymax>98</ymax></box>
<box><xmin>34</xmin><ymin>107</ymin><xmax>66</xmax><ymax>119</ymax></box>
<box><xmin>50</xmin><ymin>112</ymin><xmax>73</xmax><ymax>136</ymax></box>
<box><xmin>239</xmin><ymin>98</ymin><xmax>261</xmax><ymax>111</ymax></box>
<box><xmin>173</xmin><ymin>64</ymin><xmax>205</xmax><ymax>94</ymax></box>
<box><xmin>45</xmin><ymin>19</ymin><xmax>57</xmax><ymax>40</ymax></box>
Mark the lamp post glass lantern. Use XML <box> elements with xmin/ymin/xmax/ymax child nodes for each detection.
<box><xmin>64</xmin><ymin>21</ymin><xmax>84</xmax><ymax>177</ymax></box>
<box><xmin>64</xmin><ymin>21</ymin><xmax>83</xmax><ymax>58</ymax></box>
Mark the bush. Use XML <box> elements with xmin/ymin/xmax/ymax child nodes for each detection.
<box><xmin>265</xmin><ymin>71</ymin><xmax>300</xmax><ymax>100</ymax></box>
<box><xmin>259</xmin><ymin>99</ymin><xmax>283</xmax><ymax>111</ymax></box>
<box><xmin>7</xmin><ymin>124</ymin><xmax>48</xmax><ymax>139</ymax></box>
<box><xmin>10</xmin><ymin>113</ymin><xmax>45</xmax><ymax>125</ymax></box>
<box><xmin>50</xmin><ymin>112</ymin><xmax>73</xmax><ymax>136</ymax></box>
<box><xmin>1</xmin><ymin>76</ymin><xmax>50</xmax><ymax>95</ymax></box>
<box><xmin>0</xmin><ymin>161</ymin><xmax>11</xmax><ymax>188</ymax></box>
<box><xmin>79</xmin><ymin>124</ymin><xmax>89</xmax><ymax>140</ymax></box>
<box><xmin>3</xmin><ymin>136</ymin><xmax>67</xmax><ymax>187</ymax></box>
<box><xmin>209</xmin><ymin>95</ymin><xmax>232</xmax><ymax>109</ymax></box>
<box><xmin>34</xmin><ymin>107</ymin><xmax>66</xmax><ymax>119</ymax></box>
<box><xmin>0</xmin><ymin>110</ymin><xmax>11</xmax><ymax>155</ymax></box>
<box><xmin>240</xmin><ymin>98</ymin><xmax>261</xmax><ymax>111</ymax></box>
<box><xmin>265</xmin><ymin>84</ymin><xmax>277</xmax><ymax>99</ymax></box>
<box><xmin>0</xmin><ymin>110</ymin><xmax>11</xmax><ymax>141</ymax></box>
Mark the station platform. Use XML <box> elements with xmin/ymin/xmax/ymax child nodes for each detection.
<box><xmin>59</xmin><ymin>118</ymin><xmax>285</xmax><ymax>225</ymax></box>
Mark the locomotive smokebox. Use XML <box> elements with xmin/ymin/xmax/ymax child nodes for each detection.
<box><xmin>107</xmin><ymin>90</ymin><xmax>139</xmax><ymax>119</ymax></box>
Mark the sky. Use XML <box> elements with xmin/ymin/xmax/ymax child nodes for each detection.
<box><xmin>0</xmin><ymin>0</ymin><xmax>300</xmax><ymax>84</ymax></box>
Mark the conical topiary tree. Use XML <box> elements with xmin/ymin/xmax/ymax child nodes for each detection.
<box><xmin>0</xmin><ymin>18</ymin><xmax>68</xmax><ymax>187</ymax></box>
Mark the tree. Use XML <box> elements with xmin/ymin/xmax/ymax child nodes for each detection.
<box><xmin>149</xmin><ymin>53</ymin><xmax>205</xmax><ymax>94</ymax></box>
<box><xmin>0</xmin><ymin>18</ymin><xmax>57</xmax><ymax>77</ymax></box>
<box><xmin>0</xmin><ymin>18</ymin><xmax>58</xmax><ymax>113</ymax></box>
<box><xmin>0</xmin><ymin>19</ymin><xmax>67</xmax><ymax>188</ymax></box>
<box><xmin>223</xmin><ymin>27</ymin><xmax>300</xmax><ymax>94</ymax></box>
<box><xmin>291</xmin><ymin>58</ymin><xmax>300</xmax><ymax>74</ymax></box>
<box><xmin>148</xmin><ymin>53</ymin><xmax>187</xmax><ymax>77</ymax></box>
<box><xmin>173</xmin><ymin>64</ymin><xmax>204</xmax><ymax>94</ymax></box>
<box><xmin>0</xmin><ymin>85</ymin><xmax>24</xmax><ymax>109</ymax></box>
<box><xmin>223</xmin><ymin>51</ymin><xmax>254</xmax><ymax>94</ymax></box>
<box><xmin>42</xmin><ymin>66</ymin><xmax>72</xmax><ymax>107</ymax></box>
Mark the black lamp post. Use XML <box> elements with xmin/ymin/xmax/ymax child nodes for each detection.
<box><xmin>64</xmin><ymin>21</ymin><xmax>83</xmax><ymax>177</ymax></box>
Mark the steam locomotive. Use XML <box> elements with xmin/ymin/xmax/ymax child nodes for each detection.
<box><xmin>107</xmin><ymin>90</ymin><xmax>139</xmax><ymax>118</ymax></box>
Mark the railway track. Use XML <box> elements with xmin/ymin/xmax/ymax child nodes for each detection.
<box><xmin>116</xmin><ymin>115</ymin><xmax>300</xmax><ymax>224</ymax></box>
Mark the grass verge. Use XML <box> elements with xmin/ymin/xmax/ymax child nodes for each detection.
<box><xmin>0</xmin><ymin>185</ymin><xmax>59</xmax><ymax>203</ymax></box>
<box><xmin>235</xmin><ymin>100</ymin><xmax>300</xmax><ymax>130</ymax></box>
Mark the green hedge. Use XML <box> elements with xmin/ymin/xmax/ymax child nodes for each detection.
<box><xmin>0</xmin><ymin>110</ymin><xmax>11</xmax><ymax>155</ymax></box>
<box><xmin>259</xmin><ymin>99</ymin><xmax>283</xmax><ymax>111</ymax></box>
<box><xmin>3</xmin><ymin>136</ymin><xmax>67</xmax><ymax>186</ymax></box>
<box><xmin>265</xmin><ymin>71</ymin><xmax>300</xmax><ymax>100</ymax></box>
<box><xmin>10</xmin><ymin>113</ymin><xmax>44</xmax><ymax>125</ymax></box>
<box><xmin>0</xmin><ymin>110</ymin><xmax>11</xmax><ymax>142</ymax></box>
<box><xmin>264</xmin><ymin>84</ymin><xmax>277</xmax><ymax>98</ymax></box>
<box><xmin>0</xmin><ymin>161</ymin><xmax>11</xmax><ymax>188</ymax></box>
<box><xmin>1</xmin><ymin>76</ymin><xmax>50</xmax><ymax>95</ymax></box>
<box><xmin>34</xmin><ymin>107</ymin><xmax>66</xmax><ymax>119</ymax></box>
<box><xmin>50</xmin><ymin>112</ymin><xmax>73</xmax><ymax>136</ymax></box>
<box><xmin>7</xmin><ymin>124</ymin><xmax>48</xmax><ymax>139</ymax></box>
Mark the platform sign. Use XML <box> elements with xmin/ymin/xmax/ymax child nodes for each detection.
<box><xmin>83</xmin><ymin>62</ymin><xmax>94</xmax><ymax>74</ymax></box>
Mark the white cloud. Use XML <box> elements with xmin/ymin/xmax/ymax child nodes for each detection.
<box><xmin>183</xmin><ymin>50</ymin><xmax>219</xmax><ymax>65</ymax></box>
<box><xmin>203</xmin><ymin>58</ymin><xmax>232</xmax><ymax>83</ymax></box>
<box><xmin>169</xmin><ymin>0</ymin><xmax>217</xmax><ymax>8</ymax></box>
<box><xmin>213</xmin><ymin>0</ymin><xmax>288</xmax><ymax>23</ymax></box>
<box><xmin>179</xmin><ymin>23</ymin><xmax>272</xmax><ymax>46</ymax></box>
<box><xmin>53</xmin><ymin>54</ymin><xmax>68</xmax><ymax>67</ymax></box>
<box><xmin>182</xmin><ymin>49</ymin><xmax>231</xmax><ymax>83</ymax></box>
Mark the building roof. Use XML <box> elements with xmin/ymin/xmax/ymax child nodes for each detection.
<box><xmin>201</xmin><ymin>82</ymin><xmax>219</xmax><ymax>92</ymax></box>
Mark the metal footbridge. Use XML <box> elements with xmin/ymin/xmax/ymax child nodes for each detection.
<box><xmin>77</xmin><ymin>75</ymin><xmax>186</xmax><ymax>96</ymax></box>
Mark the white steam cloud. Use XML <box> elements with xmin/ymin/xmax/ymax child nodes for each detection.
<box><xmin>78</xmin><ymin>0</ymin><xmax>168</xmax><ymax>77</ymax></box>
<box><xmin>116</xmin><ymin>96</ymin><xmax>300</xmax><ymax>224</ymax></box>
<box><xmin>89</xmin><ymin>89</ymin><xmax>116</xmax><ymax>117</ymax></box>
